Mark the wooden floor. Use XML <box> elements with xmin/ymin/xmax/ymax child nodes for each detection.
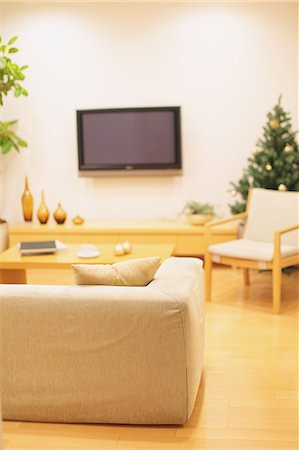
<box><xmin>2</xmin><ymin>267</ymin><xmax>298</xmax><ymax>450</ymax></box>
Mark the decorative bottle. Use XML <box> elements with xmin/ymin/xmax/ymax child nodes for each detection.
<box><xmin>53</xmin><ymin>203</ymin><xmax>67</xmax><ymax>224</ymax></box>
<box><xmin>21</xmin><ymin>176</ymin><xmax>33</xmax><ymax>222</ymax></box>
<box><xmin>37</xmin><ymin>191</ymin><xmax>49</xmax><ymax>224</ymax></box>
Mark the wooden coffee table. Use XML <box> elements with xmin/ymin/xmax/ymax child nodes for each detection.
<box><xmin>0</xmin><ymin>243</ymin><xmax>175</xmax><ymax>284</ymax></box>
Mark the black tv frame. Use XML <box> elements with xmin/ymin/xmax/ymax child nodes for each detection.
<box><xmin>76</xmin><ymin>106</ymin><xmax>182</xmax><ymax>176</ymax></box>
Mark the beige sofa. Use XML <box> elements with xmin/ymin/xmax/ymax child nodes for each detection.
<box><xmin>1</xmin><ymin>257</ymin><xmax>204</xmax><ymax>425</ymax></box>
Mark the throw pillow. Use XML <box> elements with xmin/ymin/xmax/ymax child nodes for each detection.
<box><xmin>72</xmin><ymin>256</ymin><xmax>161</xmax><ymax>286</ymax></box>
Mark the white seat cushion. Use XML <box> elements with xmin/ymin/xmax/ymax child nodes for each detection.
<box><xmin>208</xmin><ymin>239</ymin><xmax>298</xmax><ymax>262</ymax></box>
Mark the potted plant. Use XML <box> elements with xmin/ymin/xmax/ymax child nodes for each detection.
<box><xmin>181</xmin><ymin>200</ymin><xmax>214</xmax><ymax>225</ymax></box>
<box><xmin>0</xmin><ymin>35</ymin><xmax>28</xmax><ymax>251</ymax></box>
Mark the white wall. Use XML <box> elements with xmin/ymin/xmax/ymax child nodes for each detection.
<box><xmin>0</xmin><ymin>2</ymin><xmax>297</xmax><ymax>224</ymax></box>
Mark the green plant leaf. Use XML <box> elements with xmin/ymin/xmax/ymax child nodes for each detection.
<box><xmin>17</xmin><ymin>139</ymin><xmax>28</xmax><ymax>147</ymax></box>
<box><xmin>0</xmin><ymin>139</ymin><xmax>13</xmax><ymax>154</ymax></box>
<box><xmin>14</xmin><ymin>85</ymin><xmax>22</xmax><ymax>97</ymax></box>
<box><xmin>8</xmin><ymin>47</ymin><xmax>19</xmax><ymax>54</ymax></box>
<box><xmin>181</xmin><ymin>200</ymin><xmax>214</xmax><ymax>215</ymax></box>
<box><xmin>8</xmin><ymin>36</ymin><xmax>18</xmax><ymax>45</ymax></box>
<box><xmin>0</xmin><ymin>56</ymin><xmax>6</xmax><ymax>68</ymax></box>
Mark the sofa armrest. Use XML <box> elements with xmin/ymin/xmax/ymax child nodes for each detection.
<box><xmin>150</xmin><ymin>257</ymin><xmax>204</xmax><ymax>420</ymax></box>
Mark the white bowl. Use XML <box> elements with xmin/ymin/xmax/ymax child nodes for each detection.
<box><xmin>186</xmin><ymin>214</ymin><xmax>213</xmax><ymax>225</ymax></box>
<box><xmin>77</xmin><ymin>249</ymin><xmax>100</xmax><ymax>258</ymax></box>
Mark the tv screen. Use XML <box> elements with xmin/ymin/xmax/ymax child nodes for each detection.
<box><xmin>77</xmin><ymin>106</ymin><xmax>182</xmax><ymax>175</ymax></box>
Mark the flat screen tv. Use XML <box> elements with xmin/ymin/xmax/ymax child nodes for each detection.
<box><xmin>76</xmin><ymin>106</ymin><xmax>182</xmax><ymax>175</ymax></box>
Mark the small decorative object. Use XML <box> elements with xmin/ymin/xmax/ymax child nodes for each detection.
<box><xmin>252</xmin><ymin>147</ymin><xmax>260</xmax><ymax>155</ymax></box>
<box><xmin>278</xmin><ymin>183</ymin><xmax>287</xmax><ymax>191</ymax></box>
<box><xmin>114</xmin><ymin>243</ymin><xmax>125</xmax><ymax>256</ymax></box>
<box><xmin>53</xmin><ymin>203</ymin><xmax>67</xmax><ymax>224</ymax></box>
<box><xmin>265</xmin><ymin>163</ymin><xmax>272</xmax><ymax>171</ymax></box>
<box><xmin>72</xmin><ymin>215</ymin><xmax>84</xmax><ymax>225</ymax></box>
<box><xmin>123</xmin><ymin>241</ymin><xmax>132</xmax><ymax>254</ymax></box>
<box><xmin>284</xmin><ymin>144</ymin><xmax>293</xmax><ymax>153</ymax></box>
<box><xmin>77</xmin><ymin>244</ymin><xmax>100</xmax><ymax>259</ymax></box>
<box><xmin>37</xmin><ymin>191</ymin><xmax>49</xmax><ymax>224</ymax></box>
<box><xmin>21</xmin><ymin>176</ymin><xmax>33</xmax><ymax>222</ymax></box>
<box><xmin>270</xmin><ymin>118</ymin><xmax>279</xmax><ymax>129</ymax></box>
<box><xmin>181</xmin><ymin>200</ymin><xmax>214</xmax><ymax>226</ymax></box>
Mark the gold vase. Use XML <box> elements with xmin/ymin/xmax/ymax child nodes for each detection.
<box><xmin>53</xmin><ymin>203</ymin><xmax>67</xmax><ymax>224</ymax></box>
<box><xmin>37</xmin><ymin>191</ymin><xmax>49</xmax><ymax>224</ymax></box>
<box><xmin>21</xmin><ymin>176</ymin><xmax>33</xmax><ymax>222</ymax></box>
<box><xmin>72</xmin><ymin>215</ymin><xmax>84</xmax><ymax>225</ymax></box>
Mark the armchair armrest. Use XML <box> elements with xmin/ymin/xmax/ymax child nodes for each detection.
<box><xmin>204</xmin><ymin>212</ymin><xmax>247</xmax><ymax>254</ymax></box>
<box><xmin>274</xmin><ymin>224</ymin><xmax>299</xmax><ymax>261</ymax></box>
<box><xmin>275</xmin><ymin>223</ymin><xmax>299</xmax><ymax>236</ymax></box>
<box><xmin>205</xmin><ymin>212</ymin><xmax>247</xmax><ymax>228</ymax></box>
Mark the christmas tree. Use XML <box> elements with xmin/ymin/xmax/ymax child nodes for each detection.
<box><xmin>229</xmin><ymin>96</ymin><xmax>299</xmax><ymax>214</ymax></box>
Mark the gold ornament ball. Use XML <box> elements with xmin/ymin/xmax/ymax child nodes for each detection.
<box><xmin>284</xmin><ymin>144</ymin><xmax>293</xmax><ymax>153</ymax></box>
<box><xmin>252</xmin><ymin>147</ymin><xmax>260</xmax><ymax>155</ymax></box>
<box><xmin>278</xmin><ymin>184</ymin><xmax>287</xmax><ymax>192</ymax></box>
<box><xmin>265</xmin><ymin>164</ymin><xmax>272</xmax><ymax>171</ymax></box>
<box><xmin>270</xmin><ymin>119</ymin><xmax>280</xmax><ymax>129</ymax></box>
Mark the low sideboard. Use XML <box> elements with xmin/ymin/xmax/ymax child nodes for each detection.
<box><xmin>8</xmin><ymin>220</ymin><xmax>237</xmax><ymax>256</ymax></box>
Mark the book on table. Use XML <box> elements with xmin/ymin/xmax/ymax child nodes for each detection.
<box><xmin>19</xmin><ymin>240</ymin><xmax>57</xmax><ymax>255</ymax></box>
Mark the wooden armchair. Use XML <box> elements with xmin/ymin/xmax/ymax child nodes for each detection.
<box><xmin>204</xmin><ymin>188</ymin><xmax>299</xmax><ymax>313</ymax></box>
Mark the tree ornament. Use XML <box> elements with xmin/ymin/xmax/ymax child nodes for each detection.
<box><xmin>270</xmin><ymin>118</ymin><xmax>279</xmax><ymax>129</ymax></box>
<box><xmin>284</xmin><ymin>144</ymin><xmax>293</xmax><ymax>153</ymax></box>
<box><xmin>265</xmin><ymin>164</ymin><xmax>272</xmax><ymax>171</ymax></box>
<box><xmin>278</xmin><ymin>184</ymin><xmax>287</xmax><ymax>192</ymax></box>
<box><xmin>231</xmin><ymin>189</ymin><xmax>237</xmax><ymax>196</ymax></box>
<box><xmin>252</xmin><ymin>147</ymin><xmax>260</xmax><ymax>155</ymax></box>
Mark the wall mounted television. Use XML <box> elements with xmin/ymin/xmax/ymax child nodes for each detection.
<box><xmin>76</xmin><ymin>106</ymin><xmax>182</xmax><ymax>176</ymax></box>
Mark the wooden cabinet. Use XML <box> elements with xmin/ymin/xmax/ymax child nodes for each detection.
<box><xmin>8</xmin><ymin>220</ymin><xmax>237</xmax><ymax>256</ymax></box>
